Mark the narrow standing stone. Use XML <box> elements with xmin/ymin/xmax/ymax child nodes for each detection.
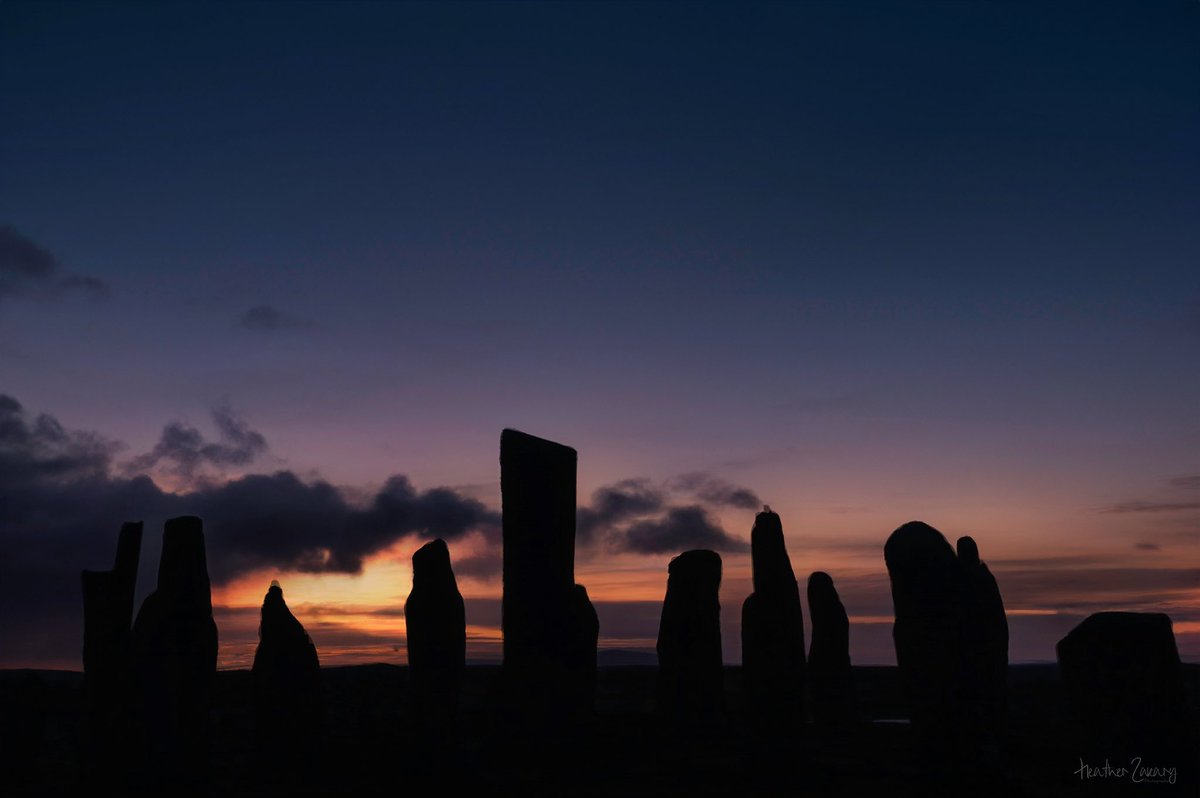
<box><xmin>956</xmin><ymin>536</ymin><xmax>1007</xmax><ymax>745</ymax></box>
<box><xmin>132</xmin><ymin>516</ymin><xmax>218</xmax><ymax>794</ymax></box>
<box><xmin>807</xmin><ymin>570</ymin><xmax>854</xmax><ymax>725</ymax></box>
<box><xmin>741</xmin><ymin>509</ymin><xmax>805</xmax><ymax>732</ymax></box>
<box><xmin>81</xmin><ymin>521</ymin><xmax>143</xmax><ymax>784</ymax></box>
<box><xmin>405</xmin><ymin>539</ymin><xmax>465</xmax><ymax>741</ymax></box>
<box><xmin>252</xmin><ymin>580</ymin><xmax>323</xmax><ymax>781</ymax></box>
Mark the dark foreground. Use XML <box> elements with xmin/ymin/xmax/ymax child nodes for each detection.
<box><xmin>2</xmin><ymin>663</ymin><xmax>1197</xmax><ymax>797</ymax></box>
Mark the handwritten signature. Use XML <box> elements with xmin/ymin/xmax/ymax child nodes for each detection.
<box><xmin>1075</xmin><ymin>757</ymin><xmax>1177</xmax><ymax>785</ymax></box>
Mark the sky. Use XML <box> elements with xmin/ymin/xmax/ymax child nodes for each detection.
<box><xmin>1</xmin><ymin>1</ymin><xmax>1198</xmax><ymax>670</ymax></box>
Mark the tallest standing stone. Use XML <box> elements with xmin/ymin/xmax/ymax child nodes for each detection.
<box><xmin>500</xmin><ymin>429</ymin><xmax>596</xmax><ymax>723</ymax></box>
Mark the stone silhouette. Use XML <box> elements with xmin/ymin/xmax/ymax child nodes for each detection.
<box><xmin>405</xmin><ymin>538</ymin><xmax>465</xmax><ymax>742</ymax></box>
<box><xmin>740</xmin><ymin>508</ymin><xmax>805</xmax><ymax>732</ymax></box>
<box><xmin>131</xmin><ymin>516</ymin><xmax>218</xmax><ymax>794</ymax></box>
<box><xmin>883</xmin><ymin>521</ymin><xmax>966</xmax><ymax>751</ymax></box>
<box><xmin>807</xmin><ymin>570</ymin><xmax>854</xmax><ymax>725</ymax></box>
<box><xmin>0</xmin><ymin>673</ymin><xmax>46</xmax><ymax>792</ymax></box>
<box><xmin>1057</xmin><ymin>612</ymin><xmax>1190</xmax><ymax>768</ymax></box>
<box><xmin>885</xmin><ymin>522</ymin><xmax>1013</xmax><ymax>759</ymax></box>
<box><xmin>500</xmin><ymin>428</ymin><xmax>597</xmax><ymax>723</ymax></box>
<box><xmin>657</xmin><ymin>549</ymin><xmax>724</xmax><ymax>724</ymax></box>
<box><xmin>567</xmin><ymin>582</ymin><xmax>600</xmax><ymax>720</ymax></box>
<box><xmin>956</xmin><ymin>535</ymin><xmax>1008</xmax><ymax>744</ymax></box>
<box><xmin>252</xmin><ymin>580</ymin><xmax>323</xmax><ymax>781</ymax></box>
<box><xmin>81</xmin><ymin>521</ymin><xmax>142</xmax><ymax>784</ymax></box>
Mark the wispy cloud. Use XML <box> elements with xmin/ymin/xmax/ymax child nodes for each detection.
<box><xmin>1099</xmin><ymin>501</ymin><xmax>1200</xmax><ymax>514</ymax></box>
<box><xmin>239</xmin><ymin>304</ymin><xmax>318</xmax><ymax>333</ymax></box>
<box><xmin>0</xmin><ymin>225</ymin><xmax>109</xmax><ymax>302</ymax></box>
<box><xmin>123</xmin><ymin>403</ymin><xmax>268</xmax><ymax>484</ymax></box>
<box><xmin>667</xmin><ymin>471</ymin><xmax>761</xmax><ymax>509</ymax></box>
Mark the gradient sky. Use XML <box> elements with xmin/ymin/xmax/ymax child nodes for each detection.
<box><xmin>2</xmin><ymin>1</ymin><xmax>1198</xmax><ymax>669</ymax></box>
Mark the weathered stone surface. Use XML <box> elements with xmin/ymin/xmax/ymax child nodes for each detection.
<box><xmin>658</xmin><ymin>549</ymin><xmax>724</xmax><ymax>723</ymax></box>
<box><xmin>132</xmin><ymin>516</ymin><xmax>218</xmax><ymax>793</ymax></box>
<box><xmin>807</xmin><ymin>570</ymin><xmax>854</xmax><ymax>725</ymax></box>
<box><xmin>741</xmin><ymin>509</ymin><xmax>805</xmax><ymax>731</ymax></box>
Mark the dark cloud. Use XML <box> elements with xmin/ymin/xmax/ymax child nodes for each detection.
<box><xmin>1169</xmin><ymin>475</ymin><xmax>1200</xmax><ymax>490</ymax></box>
<box><xmin>124</xmin><ymin>403</ymin><xmax>268</xmax><ymax>482</ymax></box>
<box><xmin>0</xmin><ymin>394</ymin><xmax>118</xmax><ymax>486</ymax></box>
<box><xmin>239</xmin><ymin>304</ymin><xmax>317</xmax><ymax>333</ymax></box>
<box><xmin>1134</xmin><ymin>541</ymin><xmax>1161</xmax><ymax>551</ymax></box>
<box><xmin>0</xmin><ymin>225</ymin><xmax>109</xmax><ymax>301</ymax></box>
<box><xmin>576</xmin><ymin>478</ymin><xmax>664</xmax><ymax>540</ymax></box>
<box><xmin>0</xmin><ymin>394</ymin><xmax>500</xmax><ymax>664</ymax></box>
<box><xmin>668</xmin><ymin>471</ymin><xmax>762</xmax><ymax>509</ymax></box>
<box><xmin>576</xmin><ymin>473</ymin><xmax>757</xmax><ymax>555</ymax></box>
<box><xmin>1099</xmin><ymin>501</ymin><xmax>1200</xmax><ymax>514</ymax></box>
<box><xmin>621</xmin><ymin>506</ymin><xmax>748</xmax><ymax>555</ymax></box>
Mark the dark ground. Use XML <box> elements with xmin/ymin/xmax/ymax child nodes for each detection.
<box><xmin>2</xmin><ymin>663</ymin><xmax>1196</xmax><ymax>796</ymax></box>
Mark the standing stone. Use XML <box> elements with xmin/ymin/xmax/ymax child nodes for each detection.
<box><xmin>883</xmin><ymin>521</ymin><xmax>965</xmax><ymax>750</ymax></box>
<box><xmin>252</xmin><ymin>580</ymin><xmax>323</xmax><ymax>781</ymax></box>
<box><xmin>131</xmin><ymin>516</ymin><xmax>218</xmax><ymax>794</ymax></box>
<box><xmin>1057</xmin><ymin>613</ymin><xmax>1190</xmax><ymax>769</ymax></box>
<box><xmin>567</xmin><ymin>583</ymin><xmax>600</xmax><ymax>721</ymax></box>
<box><xmin>0</xmin><ymin>673</ymin><xmax>46</xmax><ymax>793</ymax></box>
<box><xmin>405</xmin><ymin>539</ymin><xmax>465</xmax><ymax>742</ymax></box>
<box><xmin>741</xmin><ymin>509</ymin><xmax>805</xmax><ymax>732</ymax></box>
<box><xmin>657</xmin><ymin>549</ymin><xmax>724</xmax><ymax>724</ymax></box>
<box><xmin>956</xmin><ymin>536</ymin><xmax>1007</xmax><ymax>744</ymax></box>
<box><xmin>81</xmin><ymin>521</ymin><xmax>142</xmax><ymax>784</ymax></box>
<box><xmin>500</xmin><ymin>428</ymin><xmax>596</xmax><ymax>723</ymax></box>
<box><xmin>807</xmin><ymin>570</ymin><xmax>854</xmax><ymax>725</ymax></box>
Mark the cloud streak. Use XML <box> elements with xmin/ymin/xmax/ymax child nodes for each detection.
<box><xmin>667</xmin><ymin>471</ymin><xmax>762</xmax><ymax>509</ymax></box>
<box><xmin>0</xmin><ymin>225</ymin><xmax>109</xmax><ymax>302</ymax></box>
<box><xmin>1100</xmin><ymin>501</ymin><xmax>1200</xmax><ymax>514</ymax></box>
<box><xmin>239</xmin><ymin>304</ymin><xmax>318</xmax><ymax>333</ymax></box>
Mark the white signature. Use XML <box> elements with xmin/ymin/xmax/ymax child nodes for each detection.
<box><xmin>1075</xmin><ymin>757</ymin><xmax>1177</xmax><ymax>785</ymax></box>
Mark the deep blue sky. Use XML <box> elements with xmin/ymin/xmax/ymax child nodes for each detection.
<box><xmin>2</xmin><ymin>1</ymin><xmax>1198</xmax><ymax>666</ymax></box>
